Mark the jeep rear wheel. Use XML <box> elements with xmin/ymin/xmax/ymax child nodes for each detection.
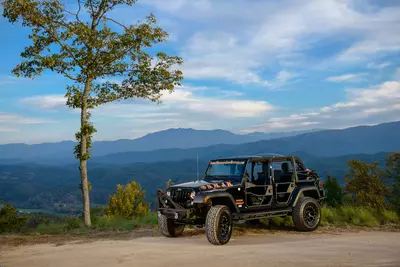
<box><xmin>158</xmin><ymin>213</ymin><xmax>185</xmax><ymax>237</ymax></box>
<box><xmin>292</xmin><ymin>197</ymin><xmax>321</xmax><ymax>231</ymax></box>
<box><xmin>205</xmin><ymin>205</ymin><xmax>232</xmax><ymax>245</ymax></box>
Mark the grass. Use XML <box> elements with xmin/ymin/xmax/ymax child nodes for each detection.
<box><xmin>2</xmin><ymin>206</ymin><xmax>399</xmax><ymax>237</ymax></box>
<box><xmin>91</xmin><ymin>213</ymin><xmax>158</xmax><ymax>231</ymax></box>
<box><xmin>321</xmin><ymin>206</ymin><xmax>399</xmax><ymax>227</ymax></box>
<box><xmin>10</xmin><ymin>212</ymin><xmax>159</xmax><ymax>235</ymax></box>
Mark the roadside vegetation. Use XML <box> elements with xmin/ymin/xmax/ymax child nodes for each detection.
<box><xmin>1</xmin><ymin>152</ymin><xmax>400</xmax><ymax>236</ymax></box>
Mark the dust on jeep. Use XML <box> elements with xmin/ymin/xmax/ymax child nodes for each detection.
<box><xmin>156</xmin><ymin>154</ymin><xmax>325</xmax><ymax>245</ymax></box>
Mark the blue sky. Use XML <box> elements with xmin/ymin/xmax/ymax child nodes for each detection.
<box><xmin>1</xmin><ymin>0</ymin><xmax>400</xmax><ymax>144</ymax></box>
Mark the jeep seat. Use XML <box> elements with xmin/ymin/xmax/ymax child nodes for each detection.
<box><xmin>280</xmin><ymin>162</ymin><xmax>293</xmax><ymax>183</ymax></box>
<box><xmin>255</xmin><ymin>162</ymin><xmax>269</xmax><ymax>185</ymax></box>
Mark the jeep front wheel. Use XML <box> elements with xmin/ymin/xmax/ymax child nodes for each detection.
<box><xmin>292</xmin><ymin>197</ymin><xmax>321</xmax><ymax>231</ymax></box>
<box><xmin>205</xmin><ymin>205</ymin><xmax>233</xmax><ymax>245</ymax></box>
<box><xmin>158</xmin><ymin>213</ymin><xmax>185</xmax><ymax>237</ymax></box>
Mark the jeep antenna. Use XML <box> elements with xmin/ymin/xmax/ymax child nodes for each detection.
<box><xmin>197</xmin><ymin>152</ymin><xmax>199</xmax><ymax>181</ymax></box>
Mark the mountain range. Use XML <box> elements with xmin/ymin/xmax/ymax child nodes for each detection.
<box><xmin>90</xmin><ymin>121</ymin><xmax>400</xmax><ymax>165</ymax></box>
<box><xmin>0</xmin><ymin>128</ymin><xmax>322</xmax><ymax>164</ymax></box>
<box><xmin>1</xmin><ymin>121</ymin><xmax>400</xmax><ymax>166</ymax></box>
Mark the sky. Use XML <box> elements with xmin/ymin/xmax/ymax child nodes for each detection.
<box><xmin>0</xmin><ymin>0</ymin><xmax>400</xmax><ymax>144</ymax></box>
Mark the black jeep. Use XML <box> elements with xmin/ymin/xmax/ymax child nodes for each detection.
<box><xmin>156</xmin><ymin>154</ymin><xmax>325</xmax><ymax>245</ymax></box>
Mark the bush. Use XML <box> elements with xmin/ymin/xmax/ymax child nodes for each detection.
<box><xmin>324</xmin><ymin>176</ymin><xmax>344</xmax><ymax>207</ymax></box>
<box><xmin>105</xmin><ymin>181</ymin><xmax>150</xmax><ymax>219</ymax></box>
<box><xmin>0</xmin><ymin>202</ymin><xmax>28</xmax><ymax>233</ymax></box>
<box><xmin>64</xmin><ymin>216</ymin><xmax>82</xmax><ymax>230</ymax></box>
<box><xmin>380</xmin><ymin>210</ymin><xmax>399</xmax><ymax>224</ymax></box>
<box><xmin>345</xmin><ymin>160</ymin><xmax>388</xmax><ymax>210</ymax></box>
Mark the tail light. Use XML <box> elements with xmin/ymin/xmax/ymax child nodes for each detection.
<box><xmin>319</xmin><ymin>181</ymin><xmax>323</xmax><ymax>188</ymax></box>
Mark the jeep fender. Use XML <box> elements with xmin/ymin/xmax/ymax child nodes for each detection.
<box><xmin>291</xmin><ymin>186</ymin><xmax>322</xmax><ymax>207</ymax></box>
<box><xmin>193</xmin><ymin>191</ymin><xmax>240</xmax><ymax>213</ymax></box>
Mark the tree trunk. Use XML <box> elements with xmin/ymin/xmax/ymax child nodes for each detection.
<box><xmin>80</xmin><ymin>79</ymin><xmax>92</xmax><ymax>227</ymax></box>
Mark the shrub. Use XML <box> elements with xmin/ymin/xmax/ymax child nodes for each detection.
<box><xmin>105</xmin><ymin>181</ymin><xmax>150</xmax><ymax>219</ymax></box>
<box><xmin>324</xmin><ymin>176</ymin><xmax>344</xmax><ymax>207</ymax></box>
<box><xmin>380</xmin><ymin>210</ymin><xmax>399</xmax><ymax>224</ymax></box>
<box><xmin>0</xmin><ymin>202</ymin><xmax>28</xmax><ymax>233</ymax></box>
<box><xmin>345</xmin><ymin>160</ymin><xmax>388</xmax><ymax>210</ymax></box>
<box><xmin>64</xmin><ymin>216</ymin><xmax>82</xmax><ymax>230</ymax></box>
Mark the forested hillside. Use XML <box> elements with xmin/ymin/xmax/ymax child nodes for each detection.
<box><xmin>0</xmin><ymin>152</ymin><xmax>391</xmax><ymax>213</ymax></box>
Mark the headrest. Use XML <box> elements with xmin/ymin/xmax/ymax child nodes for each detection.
<box><xmin>281</xmin><ymin>162</ymin><xmax>290</xmax><ymax>172</ymax></box>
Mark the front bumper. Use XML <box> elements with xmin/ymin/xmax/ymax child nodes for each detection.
<box><xmin>157</xmin><ymin>189</ymin><xmax>189</xmax><ymax>220</ymax></box>
<box><xmin>158</xmin><ymin>208</ymin><xmax>187</xmax><ymax>220</ymax></box>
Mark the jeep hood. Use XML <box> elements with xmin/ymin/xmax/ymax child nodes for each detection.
<box><xmin>170</xmin><ymin>180</ymin><xmax>211</xmax><ymax>188</ymax></box>
<box><xmin>169</xmin><ymin>179</ymin><xmax>238</xmax><ymax>191</ymax></box>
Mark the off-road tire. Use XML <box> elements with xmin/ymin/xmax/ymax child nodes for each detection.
<box><xmin>205</xmin><ymin>205</ymin><xmax>233</xmax><ymax>245</ymax></box>
<box><xmin>158</xmin><ymin>213</ymin><xmax>185</xmax><ymax>237</ymax></box>
<box><xmin>292</xmin><ymin>197</ymin><xmax>321</xmax><ymax>231</ymax></box>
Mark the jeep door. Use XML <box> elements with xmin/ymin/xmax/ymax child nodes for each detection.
<box><xmin>244</xmin><ymin>160</ymin><xmax>273</xmax><ymax>208</ymax></box>
<box><xmin>271</xmin><ymin>157</ymin><xmax>296</xmax><ymax>205</ymax></box>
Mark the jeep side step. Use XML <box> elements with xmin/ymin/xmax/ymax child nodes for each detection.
<box><xmin>233</xmin><ymin>208</ymin><xmax>292</xmax><ymax>221</ymax></box>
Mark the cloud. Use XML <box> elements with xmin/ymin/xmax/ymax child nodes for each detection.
<box><xmin>245</xmin><ymin>80</ymin><xmax>400</xmax><ymax>132</ymax></box>
<box><xmin>22</xmin><ymin>85</ymin><xmax>275</xmax><ymax>119</ymax></box>
<box><xmin>18</xmin><ymin>85</ymin><xmax>275</xmax><ymax>141</ymax></box>
<box><xmin>0</xmin><ymin>112</ymin><xmax>53</xmax><ymax>124</ymax></box>
<box><xmin>21</xmin><ymin>95</ymin><xmax>67</xmax><ymax>110</ymax></box>
<box><xmin>326</xmin><ymin>73</ymin><xmax>366</xmax><ymax>82</ymax></box>
<box><xmin>395</xmin><ymin>68</ymin><xmax>400</xmax><ymax>80</ymax></box>
<box><xmin>181</xmin><ymin>31</ymin><xmax>270</xmax><ymax>86</ymax></box>
<box><xmin>367</xmin><ymin>62</ymin><xmax>392</xmax><ymax>69</ymax></box>
<box><xmin>161</xmin><ymin>88</ymin><xmax>275</xmax><ymax>117</ymax></box>
<box><xmin>336</xmin><ymin>6</ymin><xmax>400</xmax><ymax>61</ymax></box>
<box><xmin>0</xmin><ymin>76</ymin><xmax>19</xmax><ymax>86</ymax></box>
<box><xmin>0</xmin><ymin>127</ymin><xmax>18</xmax><ymax>133</ymax></box>
<box><xmin>140</xmin><ymin>0</ymin><xmax>400</xmax><ymax>84</ymax></box>
<box><xmin>220</xmin><ymin>90</ymin><xmax>243</xmax><ymax>97</ymax></box>
<box><xmin>98</xmin><ymin>87</ymin><xmax>274</xmax><ymax>119</ymax></box>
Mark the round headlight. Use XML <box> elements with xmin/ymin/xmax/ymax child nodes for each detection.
<box><xmin>190</xmin><ymin>191</ymin><xmax>196</xmax><ymax>200</ymax></box>
<box><xmin>166</xmin><ymin>190</ymin><xmax>171</xmax><ymax>196</ymax></box>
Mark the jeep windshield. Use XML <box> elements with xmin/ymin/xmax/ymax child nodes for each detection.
<box><xmin>203</xmin><ymin>160</ymin><xmax>246</xmax><ymax>183</ymax></box>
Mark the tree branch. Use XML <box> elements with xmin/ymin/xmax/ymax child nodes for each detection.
<box><xmin>76</xmin><ymin>0</ymin><xmax>82</xmax><ymax>23</ymax></box>
<box><xmin>62</xmin><ymin>8</ymin><xmax>77</xmax><ymax>17</ymax></box>
<box><xmin>101</xmin><ymin>69</ymin><xmax>135</xmax><ymax>76</ymax></box>
<box><xmin>56</xmin><ymin>67</ymin><xmax>79</xmax><ymax>81</ymax></box>
<box><xmin>36</xmin><ymin>21</ymin><xmax>84</xmax><ymax>70</ymax></box>
<box><xmin>103</xmin><ymin>16</ymin><xmax>128</xmax><ymax>30</ymax></box>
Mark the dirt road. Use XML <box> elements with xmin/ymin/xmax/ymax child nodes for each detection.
<box><xmin>1</xmin><ymin>230</ymin><xmax>400</xmax><ymax>267</ymax></box>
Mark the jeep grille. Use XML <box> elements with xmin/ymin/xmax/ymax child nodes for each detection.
<box><xmin>170</xmin><ymin>188</ymin><xmax>192</xmax><ymax>205</ymax></box>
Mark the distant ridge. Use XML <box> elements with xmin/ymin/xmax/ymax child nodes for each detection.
<box><xmin>90</xmin><ymin>120</ymin><xmax>400</xmax><ymax>165</ymax></box>
<box><xmin>0</xmin><ymin>127</ymin><xmax>322</xmax><ymax>161</ymax></box>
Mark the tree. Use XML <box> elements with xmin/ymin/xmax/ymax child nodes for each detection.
<box><xmin>2</xmin><ymin>0</ymin><xmax>183</xmax><ymax>226</ymax></box>
<box><xmin>323</xmin><ymin>176</ymin><xmax>343</xmax><ymax>207</ymax></box>
<box><xmin>105</xmin><ymin>181</ymin><xmax>150</xmax><ymax>219</ymax></box>
<box><xmin>344</xmin><ymin>160</ymin><xmax>389</xmax><ymax>210</ymax></box>
<box><xmin>386</xmin><ymin>152</ymin><xmax>400</xmax><ymax>213</ymax></box>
